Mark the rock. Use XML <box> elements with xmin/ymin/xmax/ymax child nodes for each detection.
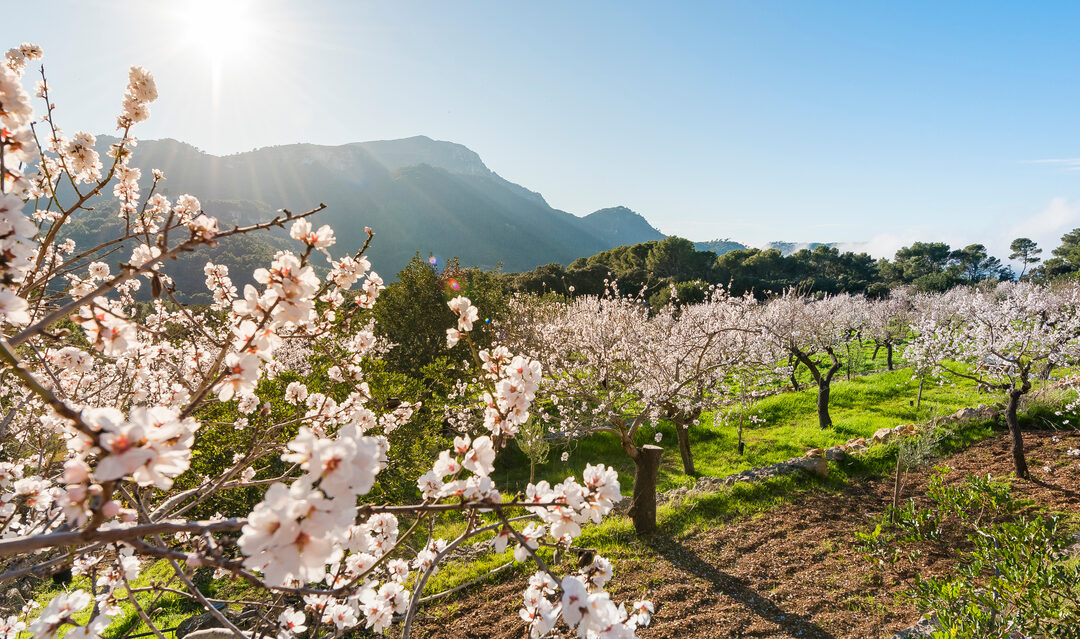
<box><xmin>805</xmin><ymin>448</ymin><xmax>824</xmax><ymax>458</ymax></box>
<box><xmin>789</xmin><ymin>456</ymin><xmax>828</xmax><ymax>477</ymax></box>
<box><xmin>176</xmin><ymin>609</ymin><xmax>256</xmax><ymax>639</ymax></box>
<box><xmin>185</xmin><ymin>631</ymin><xmax>239</xmax><ymax>639</ymax></box>
<box><xmin>953</xmin><ymin>407</ymin><xmax>978</xmax><ymax>420</ymax></box>
<box><xmin>846</xmin><ymin>437</ymin><xmax>867</xmax><ymax>447</ymax></box>
<box><xmin>872</xmin><ymin>428</ymin><xmax>894</xmax><ymax>443</ymax></box>
<box><xmin>177</xmin><ymin>614</ymin><xmax>225</xmax><ymax>639</ymax></box>
<box><xmin>657</xmin><ymin>486</ymin><xmax>690</xmax><ymax>506</ymax></box>
<box><xmin>892</xmin><ymin>615</ymin><xmax>937</xmax><ymax>638</ymax></box>
<box><xmin>824</xmin><ymin>446</ymin><xmax>846</xmax><ymax>461</ymax></box>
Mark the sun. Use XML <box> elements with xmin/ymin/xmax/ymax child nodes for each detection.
<box><xmin>177</xmin><ymin>0</ymin><xmax>260</xmax><ymax>66</ymax></box>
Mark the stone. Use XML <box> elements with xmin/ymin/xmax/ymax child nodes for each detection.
<box><xmin>872</xmin><ymin>427</ymin><xmax>894</xmax><ymax>443</ymax></box>
<box><xmin>824</xmin><ymin>446</ymin><xmax>846</xmax><ymax>461</ymax></box>
<box><xmin>789</xmin><ymin>456</ymin><xmax>828</xmax><ymax>477</ymax></box>
<box><xmin>177</xmin><ymin>613</ymin><xmax>227</xmax><ymax>639</ymax></box>
<box><xmin>805</xmin><ymin>448</ymin><xmax>824</xmax><ymax>458</ymax></box>
<box><xmin>892</xmin><ymin>616</ymin><xmax>937</xmax><ymax>638</ymax></box>
<box><xmin>185</xmin><ymin>631</ymin><xmax>239</xmax><ymax>639</ymax></box>
<box><xmin>846</xmin><ymin>437</ymin><xmax>867</xmax><ymax>447</ymax></box>
<box><xmin>176</xmin><ymin>608</ymin><xmax>256</xmax><ymax>639</ymax></box>
<box><xmin>953</xmin><ymin>407</ymin><xmax>978</xmax><ymax>420</ymax></box>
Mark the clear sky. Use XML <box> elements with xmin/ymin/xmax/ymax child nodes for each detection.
<box><xmin>11</xmin><ymin>1</ymin><xmax>1080</xmax><ymax>260</ymax></box>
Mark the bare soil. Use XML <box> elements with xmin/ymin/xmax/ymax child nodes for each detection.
<box><xmin>412</xmin><ymin>430</ymin><xmax>1080</xmax><ymax>639</ymax></box>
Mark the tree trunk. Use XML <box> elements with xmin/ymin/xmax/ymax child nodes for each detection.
<box><xmin>738</xmin><ymin>417</ymin><xmax>745</xmax><ymax>455</ymax></box>
<box><xmin>789</xmin><ymin>357</ymin><xmax>801</xmax><ymax>391</ymax></box>
<box><xmin>872</xmin><ymin>343</ymin><xmax>881</xmax><ymax>360</ymax></box>
<box><xmin>674</xmin><ymin>419</ymin><xmax>695</xmax><ymax>475</ymax></box>
<box><xmin>1005</xmin><ymin>389</ymin><xmax>1028</xmax><ymax>479</ymax></box>
<box><xmin>915</xmin><ymin>376</ymin><xmax>925</xmax><ymax>417</ymax></box>
<box><xmin>629</xmin><ymin>445</ymin><xmax>663</xmax><ymax>534</ymax></box>
<box><xmin>817</xmin><ymin>382</ymin><xmax>832</xmax><ymax>429</ymax></box>
<box><xmin>886</xmin><ymin>342</ymin><xmax>894</xmax><ymax>371</ymax></box>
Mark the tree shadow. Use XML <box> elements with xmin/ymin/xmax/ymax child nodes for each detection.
<box><xmin>1027</xmin><ymin>476</ymin><xmax>1080</xmax><ymax>499</ymax></box>
<box><xmin>646</xmin><ymin>536</ymin><xmax>837</xmax><ymax>639</ymax></box>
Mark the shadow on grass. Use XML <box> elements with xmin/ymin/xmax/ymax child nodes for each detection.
<box><xmin>645</xmin><ymin>535</ymin><xmax>837</xmax><ymax>639</ymax></box>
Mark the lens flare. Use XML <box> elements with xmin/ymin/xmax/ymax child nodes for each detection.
<box><xmin>447</xmin><ymin>278</ymin><xmax>460</xmax><ymax>291</ymax></box>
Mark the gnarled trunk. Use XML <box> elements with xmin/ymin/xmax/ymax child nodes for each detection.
<box><xmin>817</xmin><ymin>382</ymin><xmax>832</xmax><ymax>429</ymax></box>
<box><xmin>674</xmin><ymin>419</ymin><xmax>695</xmax><ymax>475</ymax></box>
<box><xmin>628</xmin><ymin>445</ymin><xmax>663</xmax><ymax>534</ymax></box>
<box><xmin>1005</xmin><ymin>389</ymin><xmax>1028</xmax><ymax>479</ymax></box>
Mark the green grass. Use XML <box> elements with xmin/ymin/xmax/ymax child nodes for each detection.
<box><xmin>493</xmin><ymin>363</ymin><xmax>1002</xmax><ymax>496</ymax></box>
<box><xmin>26</xmin><ymin>559</ymin><xmax>204</xmax><ymax>639</ymax></box>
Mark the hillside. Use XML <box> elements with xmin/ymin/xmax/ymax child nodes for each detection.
<box><xmin>92</xmin><ymin>135</ymin><xmax>667</xmax><ymax>278</ymax></box>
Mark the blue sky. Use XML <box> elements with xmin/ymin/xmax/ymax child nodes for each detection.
<box><xmin>12</xmin><ymin>1</ymin><xmax>1080</xmax><ymax>259</ymax></box>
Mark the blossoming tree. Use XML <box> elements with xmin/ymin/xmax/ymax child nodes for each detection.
<box><xmin>905</xmin><ymin>282</ymin><xmax>1080</xmax><ymax>478</ymax></box>
<box><xmin>0</xmin><ymin>46</ymin><xmax>651</xmax><ymax>639</ymax></box>
<box><xmin>647</xmin><ymin>286</ymin><xmax>767</xmax><ymax>475</ymax></box>
<box><xmin>506</xmin><ymin>286</ymin><xmax>766</xmax><ymax>532</ymax></box>
<box><xmin>758</xmin><ymin>292</ymin><xmax>861</xmax><ymax>429</ymax></box>
<box><xmin>865</xmin><ymin>290</ymin><xmax>912</xmax><ymax>371</ymax></box>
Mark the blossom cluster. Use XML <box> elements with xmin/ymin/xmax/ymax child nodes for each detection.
<box><xmin>0</xmin><ymin>44</ymin><xmax>654</xmax><ymax>639</ymax></box>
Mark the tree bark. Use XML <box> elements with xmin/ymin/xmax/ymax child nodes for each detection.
<box><xmin>674</xmin><ymin>419</ymin><xmax>695</xmax><ymax>475</ymax></box>
<box><xmin>788</xmin><ymin>356</ymin><xmax>801</xmax><ymax>391</ymax></box>
<box><xmin>886</xmin><ymin>342</ymin><xmax>894</xmax><ymax>371</ymax></box>
<box><xmin>1005</xmin><ymin>389</ymin><xmax>1029</xmax><ymax>479</ymax></box>
<box><xmin>629</xmin><ymin>445</ymin><xmax>663</xmax><ymax>534</ymax></box>
<box><xmin>872</xmin><ymin>343</ymin><xmax>881</xmax><ymax>360</ymax></box>
<box><xmin>817</xmin><ymin>382</ymin><xmax>832</xmax><ymax>429</ymax></box>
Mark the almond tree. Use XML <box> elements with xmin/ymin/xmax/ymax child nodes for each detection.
<box><xmin>866</xmin><ymin>289</ymin><xmax>912</xmax><ymax>371</ymax></box>
<box><xmin>905</xmin><ymin>282</ymin><xmax>1080</xmax><ymax>478</ymax></box>
<box><xmin>648</xmin><ymin>287</ymin><xmax>767</xmax><ymax>474</ymax></box>
<box><xmin>0</xmin><ymin>46</ymin><xmax>651</xmax><ymax>639</ymax></box>
<box><xmin>759</xmin><ymin>292</ymin><xmax>860</xmax><ymax>429</ymax></box>
<box><xmin>506</xmin><ymin>291</ymin><xmax>667</xmax><ymax>534</ymax></box>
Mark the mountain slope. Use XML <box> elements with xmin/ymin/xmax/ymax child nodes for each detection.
<box><xmin>95</xmin><ymin>135</ymin><xmax>666</xmax><ymax>278</ymax></box>
<box><xmin>579</xmin><ymin>207</ymin><xmax>665</xmax><ymax>248</ymax></box>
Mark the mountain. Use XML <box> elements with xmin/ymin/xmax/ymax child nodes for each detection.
<box><xmin>92</xmin><ymin>135</ymin><xmax>666</xmax><ymax>279</ymax></box>
<box><xmin>579</xmin><ymin>207</ymin><xmax>665</xmax><ymax>247</ymax></box>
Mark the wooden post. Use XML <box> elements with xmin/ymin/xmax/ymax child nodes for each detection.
<box><xmin>629</xmin><ymin>445</ymin><xmax>663</xmax><ymax>534</ymax></box>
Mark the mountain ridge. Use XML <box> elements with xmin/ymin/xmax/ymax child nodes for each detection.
<box><xmin>91</xmin><ymin>134</ymin><xmax>667</xmax><ymax>276</ymax></box>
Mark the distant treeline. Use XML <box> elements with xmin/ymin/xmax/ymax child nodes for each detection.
<box><xmin>494</xmin><ymin>232</ymin><xmax>1079</xmax><ymax>306</ymax></box>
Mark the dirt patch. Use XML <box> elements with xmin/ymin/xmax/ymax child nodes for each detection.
<box><xmin>412</xmin><ymin>430</ymin><xmax>1080</xmax><ymax>638</ymax></box>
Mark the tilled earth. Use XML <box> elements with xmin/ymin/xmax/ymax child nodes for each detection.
<box><xmin>412</xmin><ymin>430</ymin><xmax>1080</xmax><ymax>639</ymax></box>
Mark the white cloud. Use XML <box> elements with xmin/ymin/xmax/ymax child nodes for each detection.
<box><xmin>1002</xmin><ymin>197</ymin><xmax>1080</xmax><ymax>261</ymax></box>
<box><xmin>836</xmin><ymin>232</ymin><xmax>926</xmax><ymax>260</ymax></box>
<box><xmin>1027</xmin><ymin>158</ymin><xmax>1080</xmax><ymax>172</ymax></box>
